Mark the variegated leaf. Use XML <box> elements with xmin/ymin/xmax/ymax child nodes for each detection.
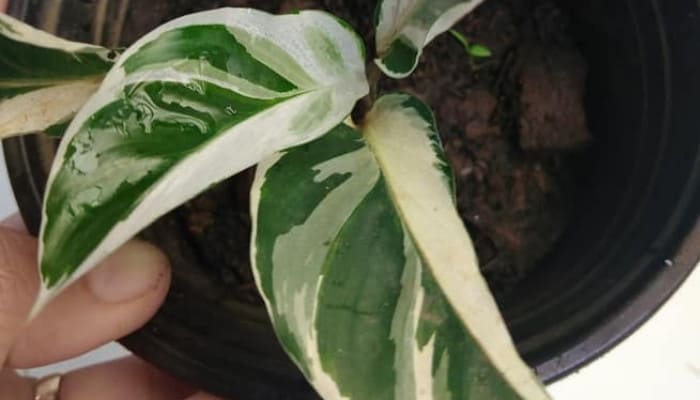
<box><xmin>0</xmin><ymin>13</ymin><xmax>115</xmax><ymax>138</ymax></box>
<box><xmin>35</xmin><ymin>8</ymin><xmax>368</xmax><ymax>310</ymax></box>
<box><xmin>251</xmin><ymin>94</ymin><xmax>549</xmax><ymax>399</ymax></box>
<box><xmin>375</xmin><ymin>0</ymin><xmax>486</xmax><ymax>78</ymax></box>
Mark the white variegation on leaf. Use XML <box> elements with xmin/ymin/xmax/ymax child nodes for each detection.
<box><xmin>34</xmin><ymin>8</ymin><xmax>368</xmax><ymax>313</ymax></box>
<box><xmin>0</xmin><ymin>13</ymin><xmax>115</xmax><ymax>138</ymax></box>
<box><xmin>364</xmin><ymin>94</ymin><xmax>548</xmax><ymax>399</ymax></box>
<box><xmin>251</xmin><ymin>94</ymin><xmax>549</xmax><ymax>399</ymax></box>
<box><xmin>374</xmin><ymin>0</ymin><xmax>487</xmax><ymax>78</ymax></box>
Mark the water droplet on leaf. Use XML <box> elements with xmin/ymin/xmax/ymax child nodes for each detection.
<box><xmin>225</xmin><ymin>105</ymin><xmax>237</xmax><ymax>116</ymax></box>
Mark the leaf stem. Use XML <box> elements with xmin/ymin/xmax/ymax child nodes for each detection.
<box><xmin>352</xmin><ymin>61</ymin><xmax>382</xmax><ymax>125</ymax></box>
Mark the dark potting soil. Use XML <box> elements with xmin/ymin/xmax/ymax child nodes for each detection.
<box><xmin>123</xmin><ymin>0</ymin><xmax>591</xmax><ymax>302</ymax></box>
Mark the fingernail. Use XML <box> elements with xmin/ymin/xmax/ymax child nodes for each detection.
<box><xmin>85</xmin><ymin>241</ymin><xmax>169</xmax><ymax>303</ymax></box>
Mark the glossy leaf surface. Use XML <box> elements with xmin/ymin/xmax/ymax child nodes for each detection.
<box><xmin>36</xmin><ymin>8</ymin><xmax>368</xmax><ymax>309</ymax></box>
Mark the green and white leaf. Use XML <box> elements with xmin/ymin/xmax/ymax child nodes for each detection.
<box><xmin>0</xmin><ymin>13</ymin><xmax>115</xmax><ymax>138</ymax></box>
<box><xmin>374</xmin><ymin>0</ymin><xmax>486</xmax><ymax>78</ymax></box>
<box><xmin>34</xmin><ymin>8</ymin><xmax>368</xmax><ymax>311</ymax></box>
<box><xmin>251</xmin><ymin>94</ymin><xmax>549</xmax><ymax>399</ymax></box>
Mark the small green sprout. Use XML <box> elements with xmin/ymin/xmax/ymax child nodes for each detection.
<box><xmin>449</xmin><ymin>29</ymin><xmax>492</xmax><ymax>58</ymax></box>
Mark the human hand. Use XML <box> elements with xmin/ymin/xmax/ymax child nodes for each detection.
<box><xmin>0</xmin><ymin>3</ymin><xmax>217</xmax><ymax>399</ymax></box>
<box><xmin>0</xmin><ymin>215</ymin><xmax>221</xmax><ymax>399</ymax></box>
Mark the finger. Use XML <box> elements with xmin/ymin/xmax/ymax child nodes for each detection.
<box><xmin>0</xmin><ymin>0</ymin><xmax>6</xmax><ymax>12</ymax></box>
<box><xmin>7</xmin><ymin>240</ymin><xmax>170</xmax><ymax>368</ymax></box>
<box><xmin>58</xmin><ymin>356</ymin><xmax>195</xmax><ymax>400</ymax></box>
<box><xmin>1</xmin><ymin>213</ymin><xmax>27</xmax><ymax>232</ymax></box>
<box><xmin>0</xmin><ymin>228</ymin><xmax>40</xmax><ymax>364</ymax></box>
<box><xmin>0</xmin><ymin>369</ymin><xmax>33</xmax><ymax>399</ymax></box>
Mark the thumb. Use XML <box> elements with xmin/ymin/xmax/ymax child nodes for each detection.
<box><xmin>0</xmin><ymin>227</ymin><xmax>39</xmax><ymax>364</ymax></box>
<box><xmin>0</xmin><ymin>216</ymin><xmax>171</xmax><ymax>368</ymax></box>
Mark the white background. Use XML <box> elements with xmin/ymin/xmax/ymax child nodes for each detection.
<box><xmin>1</xmin><ymin>148</ymin><xmax>699</xmax><ymax>399</ymax></box>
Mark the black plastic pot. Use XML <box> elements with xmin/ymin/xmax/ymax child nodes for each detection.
<box><xmin>4</xmin><ymin>0</ymin><xmax>700</xmax><ymax>399</ymax></box>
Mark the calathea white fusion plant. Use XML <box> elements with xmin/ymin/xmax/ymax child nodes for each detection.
<box><xmin>0</xmin><ymin>2</ymin><xmax>551</xmax><ymax>399</ymax></box>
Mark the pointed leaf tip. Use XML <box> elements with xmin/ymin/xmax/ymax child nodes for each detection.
<box><xmin>37</xmin><ymin>8</ymin><xmax>368</xmax><ymax>303</ymax></box>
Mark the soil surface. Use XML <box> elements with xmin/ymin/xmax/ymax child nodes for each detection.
<box><xmin>375</xmin><ymin>0</ymin><xmax>591</xmax><ymax>295</ymax></box>
<box><xmin>123</xmin><ymin>0</ymin><xmax>591</xmax><ymax>301</ymax></box>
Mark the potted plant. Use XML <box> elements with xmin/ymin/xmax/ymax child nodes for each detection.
<box><xmin>1</xmin><ymin>0</ymin><xmax>700</xmax><ymax>400</ymax></box>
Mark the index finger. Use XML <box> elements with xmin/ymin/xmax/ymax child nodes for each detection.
<box><xmin>1</xmin><ymin>214</ymin><xmax>27</xmax><ymax>233</ymax></box>
<box><xmin>0</xmin><ymin>227</ymin><xmax>40</xmax><ymax>364</ymax></box>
